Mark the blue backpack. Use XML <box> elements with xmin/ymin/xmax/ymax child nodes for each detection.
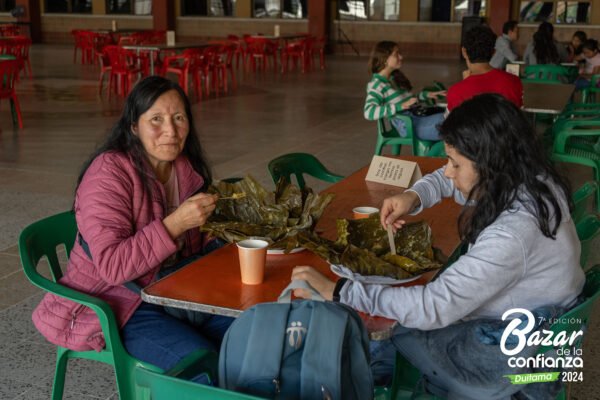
<box><xmin>219</xmin><ymin>280</ymin><xmax>374</xmax><ymax>400</ymax></box>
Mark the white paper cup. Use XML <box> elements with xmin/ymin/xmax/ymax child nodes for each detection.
<box><xmin>236</xmin><ymin>239</ymin><xmax>269</xmax><ymax>285</ymax></box>
<box><xmin>352</xmin><ymin>206</ymin><xmax>379</xmax><ymax>219</ymax></box>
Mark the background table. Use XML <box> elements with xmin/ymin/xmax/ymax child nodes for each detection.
<box><xmin>522</xmin><ymin>82</ymin><xmax>574</xmax><ymax>115</ymax></box>
<box><xmin>142</xmin><ymin>156</ymin><xmax>461</xmax><ymax>339</ymax></box>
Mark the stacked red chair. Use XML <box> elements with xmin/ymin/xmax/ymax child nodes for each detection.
<box><xmin>103</xmin><ymin>45</ymin><xmax>142</xmax><ymax>98</ymax></box>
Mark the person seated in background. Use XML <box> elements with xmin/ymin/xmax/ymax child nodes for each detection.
<box><xmin>575</xmin><ymin>38</ymin><xmax>600</xmax><ymax>90</ymax></box>
<box><xmin>364</xmin><ymin>41</ymin><xmax>446</xmax><ymax>141</ymax></box>
<box><xmin>32</xmin><ymin>76</ymin><xmax>233</xmax><ymax>383</ymax></box>
<box><xmin>446</xmin><ymin>25</ymin><xmax>523</xmax><ymax>112</ymax></box>
<box><xmin>291</xmin><ymin>94</ymin><xmax>585</xmax><ymax>400</ymax></box>
<box><xmin>523</xmin><ymin>21</ymin><xmax>568</xmax><ymax>65</ymax></box>
<box><xmin>567</xmin><ymin>30</ymin><xmax>588</xmax><ymax>63</ymax></box>
<box><xmin>490</xmin><ymin>20</ymin><xmax>519</xmax><ymax>70</ymax></box>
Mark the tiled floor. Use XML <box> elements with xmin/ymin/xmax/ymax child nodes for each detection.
<box><xmin>0</xmin><ymin>44</ymin><xmax>598</xmax><ymax>399</ymax></box>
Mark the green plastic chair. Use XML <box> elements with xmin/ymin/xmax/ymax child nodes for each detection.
<box><xmin>135</xmin><ymin>365</ymin><xmax>264</xmax><ymax>400</ymax></box>
<box><xmin>552</xmin><ymin>127</ymin><xmax>600</xmax><ymax>210</ymax></box>
<box><xmin>572</xmin><ymin>181</ymin><xmax>599</xmax><ymax>224</ymax></box>
<box><xmin>522</xmin><ymin>64</ymin><xmax>571</xmax><ymax>84</ymax></box>
<box><xmin>268</xmin><ymin>152</ymin><xmax>344</xmax><ymax>189</ymax></box>
<box><xmin>581</xmin><ymin>74</ymin><xmax>600</xmax><ymax>103</ymax></box>
<box><xmin>19</xmin><ymin>211</ymin><xmax>218</xmax><ymax>400</ymax></box>
<box><xmin>375</xmin><ymin>117</ymin><xmax>436</xmax><ymax>157</ymax></box>
<box><xmin>425</xmin><ymin>141</ymin><xmax>446</xmax><ymax>158</ymax></box>
<box><xmin>576</xmin><ymin>213</ymin><xmax>600</xmax><ymax>269</ymax></box>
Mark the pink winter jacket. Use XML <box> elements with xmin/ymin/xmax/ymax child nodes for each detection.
<box><xmin>32</xmin><ymin>151</ymin><xmax>207</xmax><ymax>351</ymax></box>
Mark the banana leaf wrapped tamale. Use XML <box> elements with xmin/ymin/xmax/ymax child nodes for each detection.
<box><xmin>201</xmin><ymin>176</ymin><xmax>335</xmax><ymax>244</ymax></box>
<box><xmin>296</xmin><ymin>215</ymin><xmax>442</xmax><ymax>280</ymax></box>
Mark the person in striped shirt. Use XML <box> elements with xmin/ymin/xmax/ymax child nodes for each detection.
<box><xmin>364</xmin><ymin>41</ymin><xmax>446</xmax><ymax>141</ymax></box>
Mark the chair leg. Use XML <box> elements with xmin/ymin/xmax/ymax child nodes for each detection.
<box><xmin>10</xmin><ymin>95</ymin><xmax>23</xmax><ymax>129</ymax></box>
<box><xmin>52</xmin><ymin>348</ymin><xmax>70</xmax><ymax>400</ymax></box>
<box><xmin>391</xmin><ymin>145</ymin><xmax>401</xmax><ymax>155</ymax></box>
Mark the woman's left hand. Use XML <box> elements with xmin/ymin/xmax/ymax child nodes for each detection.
<box><xmin>291</xmin><ymin>266</ymin><xmax>336</xmax><ymax>301</ymax></box>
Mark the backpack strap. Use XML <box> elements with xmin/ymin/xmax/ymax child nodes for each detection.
<box><xmin>236</xmin><ymin>302</ymin><xmax>290</xmax><ymax>392</ymax></box>
<box><xmin>278</xmin><ymin>279</ymin><xmax>324</xmax><ymax>303</ymax></box>
<box><xmin>300</xmin><ymin>303</ymin><xmax>348</xmax><ymax>400</ymax></box>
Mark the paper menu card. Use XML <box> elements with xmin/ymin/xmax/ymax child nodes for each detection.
<box><xmin>365</xmin><ymin>156</ymin><xmax>422</xmax><ymax>188</ymax></box>
<box><xmin>505</xmin><ymin>63</ymin><xmax>521</xmax><ymax>77</ymax></box>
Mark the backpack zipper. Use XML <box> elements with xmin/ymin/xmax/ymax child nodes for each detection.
<box><xmin>272</xmin><ymin>378</ymin><xmax>280</xmax><ymax>394</ymax></box>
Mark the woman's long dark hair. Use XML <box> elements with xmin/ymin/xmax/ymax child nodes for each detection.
<box><xmin>75</xmin><ymin>76</ymin><xmax>212</xmax><ymax>201</ymax></box>
<box><xmin>533</xmin><ymin>22</ymin><xmax>560</xmax><ymax>64</ymax></box>
<box><xmin>367</xmin><ymin>41</ymin><xmax>413</xmax><ymax>90</ymax></box>
<box><xmin>439</xmin><ymin>94</ymin><xmax>572</xmax><ymax>244</ymax></box>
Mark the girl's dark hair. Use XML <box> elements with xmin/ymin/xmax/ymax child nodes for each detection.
<box><xmin>75</xmin><ymin>76</ymin><xmax>212</xmax><ymax>201</ymax></box>
<box><xmin>582</xmin><ymin>38</ymin><xmax>599</xmax><ymax>53</ymax></box>
<box><xmin>573</xmin><ymin>30</ymin><xmax>587</xmax><ymax>44</ymax></box>
<box><xmin>572</xmin><ymin>31</ymin><xmax>587</xmax><ymax>55</ymax></box>
<box><xmin>533</xmin><ymin>22</ymin><xmax>560</xmax><ymax>64</ymax></box>
<box><xmin>368</xmin><ymin>41</ymin><xmax>413</xmax><ymax>90</ymax></box>
<box><xmin>439</xmin><ymin>94</ymin><xmax>572</xmax><ymax>244</ymax></box>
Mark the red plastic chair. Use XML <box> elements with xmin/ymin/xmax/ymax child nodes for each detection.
<box><xmin>226</xmin><ymin>35</ymin><xmax>246</xmax><ymax>69</ymax></box>
<box><xmin>281</xmin><ymin>39</ymin><xmax>309</xmax><ymax>74</ymax></box>
<box><xmin>308</xmin><ymin>36</ymin><xmax>327</xmax><ymax>70</ymax></box>
<box><xmin>12</xmin><ymin>36</ymin><xmax>32</xmax><ymax>78</ymax></box>
<box><xmin>0</xmin><ymin>59</ymin><xmax>24</xmax><ymax>129</ymax></box>
<box><xmin>103</xmin><ymin>45</ymin><xmax>142</xmax><ymax>98</ymax></box>
<box><xmin>0</xmin><ymin>25</ymin><xmax>20</xmax><ymax>37</ymax></box>
<box><xmin>244</xmin><ymin>37</ymin><xmax>278</xmax><ymax>73</ymax></box>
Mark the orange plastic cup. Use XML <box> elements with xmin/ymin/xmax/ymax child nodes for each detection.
<box><xmin>236</xmin><ymin>239</ymin><xmax>269</xmax><ymax>285</ymax></box>
<box><xmin>352</xmin><ymin>206</ymin><xmax>379</xmax><ymax>219</ymax></box>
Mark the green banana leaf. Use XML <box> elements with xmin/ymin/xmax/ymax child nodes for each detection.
<box><xmin>202</xmin><ymin>176</ymin><xmax>335</xmax><ymax>244</ymax></box>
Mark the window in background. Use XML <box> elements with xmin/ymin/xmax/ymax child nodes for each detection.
<box><xmin>45</xmin><ymin>0</ymin><xmax>92</xmax><ymax>13</ymax></box>
<box><xmin>282</xmin><ymin>0</ymin><xmax>307</xmax><ymax>18</ymax></box>
<box><xmin>254</xmin><ymin>0</ymin><xmax>280</xmax><ymax>17</ymax></box>
<box><xmin>418</xmin><ymin>0</ymin><xmax>452</xmax><ymax>21</ymax></box>
<box><xmin>106</xmin><ymin>0</ymin><xmax>151</xmax><ymax>15</ymax></box>
<box><xmin>183</xmin><ymin>0</ymin><xmax>236</xmax><ymax>16</ymax></box>
<box><xmin>556</xmin><ymin>1</ymin><xmax>590</xmax><ymax>23</ymax></box>
<box><xmin>453</xmin><ymin>0</ymin><xmax>485</xmax><ymax>21</ymax></box>
<box><xmin>0</xmin><ymin>0</ymin><xmax>16</xmax><ymax>12</ymax></box>
<box><xmin>369</xmin><ymin>0</ymin><xmax>400</xmax><ymax>20</ymax></box>
<box><xmin>134</xmin><ymin>0</ymin><xmax>151</xmax><ymax>14</ymax></box>
<box><xmin>338</xmin><ymin>0</ymin><xmax>368</xmax><ymax>20</ymax></box>
<box><xmin>106</xmin><ymin>0</ymin><xmax>130</xmax><ymax>13</ymax></box>
<box><xmin>520</xmin><ymin>1</ymin><xmax>555</xmax><ymax>22</ymax></box>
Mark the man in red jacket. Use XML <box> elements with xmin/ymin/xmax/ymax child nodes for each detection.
<box><xmin>447</xmin><ymin>25</ymin><xmax>523</xmax><ymax>112</ymax></box>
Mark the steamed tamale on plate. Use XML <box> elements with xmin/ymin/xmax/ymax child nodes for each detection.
<box><xmin>201</xmin><ymin>176</ymin><xmax>335</xmax><ymax>246</ymax></box>
<box><xmin>202</xmin><ymin>176</ymin><xmax>442</xmax><ymax>280</ymax></box>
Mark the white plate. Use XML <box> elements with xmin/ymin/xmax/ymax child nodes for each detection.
<box><xmin>267</xmin><ymin>247</ymin><xmax>306</xmax><ymax>255</ymax></box>
<box><xmin>330</xmin><ymin>264</ymin><xmax>422</xmax><ymax>284</ymax></box>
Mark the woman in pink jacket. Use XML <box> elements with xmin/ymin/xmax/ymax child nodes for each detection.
<box><xmin>32</xmin><ymin>76</ymin><xmax>232</xmax><ymax>383</ymax></box>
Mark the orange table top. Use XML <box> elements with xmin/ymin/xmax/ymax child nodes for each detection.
<box><xmin>141</xmin><ymin>156</ymin><xmax>461</xmax><ymax>339</ymax></box>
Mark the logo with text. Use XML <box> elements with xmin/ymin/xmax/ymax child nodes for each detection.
<box><xmin>501</xmin><ymin>308</ymin><xmax>584</xmax><ymax>385</ymax></box>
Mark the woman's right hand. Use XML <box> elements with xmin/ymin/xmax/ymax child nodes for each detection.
<box><xmin>401</xmin><ymin>97</ymin><xmax>418</xmax><ymax>110</ymax></box>
<box><xmin>380</xmin><ymin>191</ymin><xmax>421</xmax><ymax>231</ymax></box>
<box><xmin>163</xmin><ymin>193</ymin><xmax>218</xmax><ymax>239</ymax></box>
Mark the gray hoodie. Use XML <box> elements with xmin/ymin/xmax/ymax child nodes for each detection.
<box><xmin>340</xmin><ymin>167</ymin><xmax>585</xmax><ymax>330</ymax></box>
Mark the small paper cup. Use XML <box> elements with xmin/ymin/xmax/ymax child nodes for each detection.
<box><xmin>236</xmin><ymin>239</ymin><xmax>269</xmax><ymax>285</ymax></box>
<box><xmin>352</xmin><ymin>206</ymin><xmax>379</xmax><ymax>220</ymax></box>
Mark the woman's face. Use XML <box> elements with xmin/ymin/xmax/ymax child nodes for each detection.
<box><xmin>132</xmin><ymin>89</ymin><xmax>189</xmax><ymax>169</ymax></box>
<box><xmin>572</xmin><ymin>36</ymin><xmax>582</xmax><ymax>48</ymax></box>
<box><xmin>443</xmin><ymin>144</ymin><xmax>479</xmax><ymax>197</ymax></box>
<box><xmin>385</xmin><ymin>48</ymin><xmax>403</xmax><ymax>70</ymax></box>
<box><xmin>583</xmin><ymin>48</ymin><xmax>597</xmax><ymax>59</ymax></box>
